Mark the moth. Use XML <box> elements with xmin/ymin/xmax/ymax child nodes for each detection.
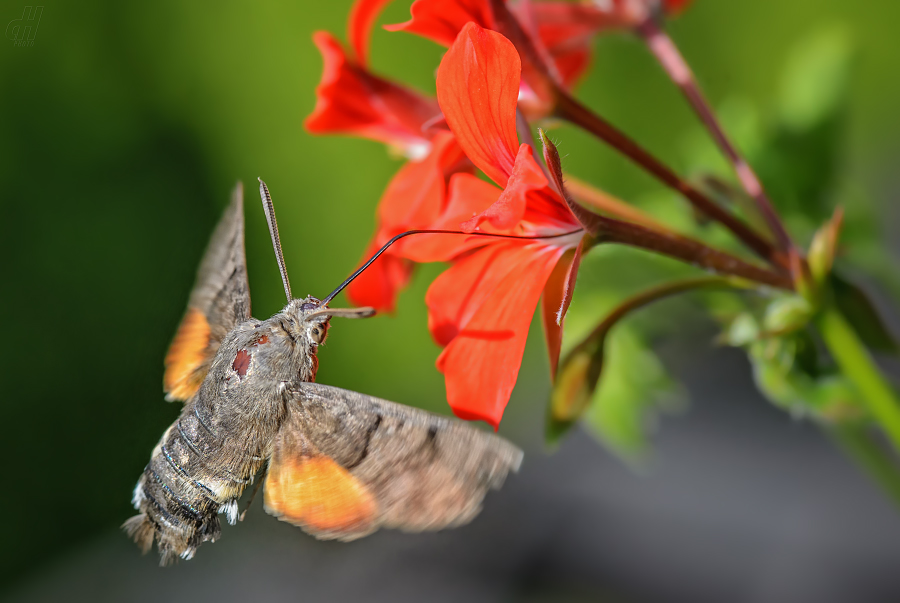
<box><xmin>125</xmin><ymin>180</ymin><xmax>523</xmax><ymax>565</ymax></box>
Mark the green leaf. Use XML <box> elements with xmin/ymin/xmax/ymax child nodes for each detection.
<box><xmin>549</xmin><ymin>276</ymin><xmax>734</xmax><ymax>454</ymax></box>
<box><xmin>582</xmin><ymin>325</ymin><xmax>681</xmax><ymax>460</ymax></box>
<box><xmin>778</xmin><ymin>26</ymin><xmax>854</xmax><ymax>132</ymax></box>
<box><xmin>723</xmin><ymin>313</ymin><xmax>866</xmax><ymax>423</ymax></box>
<box><xmin>750</xmin><ymin>27</ymin><xmax>855</xmax><ymax>223</ymax></box>
<box><xmin>832</xmin><ymin>273</ymin><xmax>899</xmax><ymax>354</ymax></box>
<box><xmin>749</xmin><ymin>336</ymin><xmax>865</xmax><ymax>423</ymax></box>
<box><xmin>547</xmin><ymin>276</ymin><xmax>740</xmax><ymax>443</ymax></box>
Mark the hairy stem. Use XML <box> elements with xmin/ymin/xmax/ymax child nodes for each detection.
<box><xmin>636</xmin><ymin>18</ymin><xmax>794</xmax><ymax>254</ymax></box>
<box><xmin>818</xmin><ymin>306</ymin><xmax>900</xmax><ymax>454</ymax></box>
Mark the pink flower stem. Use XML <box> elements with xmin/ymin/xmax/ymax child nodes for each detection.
<box><xmin>636</xmin><ymin>17</ymin><xmax>794</xmax><ymax>255</ymax></box>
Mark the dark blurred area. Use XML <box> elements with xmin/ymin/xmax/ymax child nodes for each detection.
<box><xmin>2</xmin><ymin>1</ymin><xmax>900</xmax><ymax>602</ymax></box>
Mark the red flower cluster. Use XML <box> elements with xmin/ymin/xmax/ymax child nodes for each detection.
<box><xmin>306</xmin><ymin>0</ymin><xmax>690</xmax><ymax>427</ymax></box>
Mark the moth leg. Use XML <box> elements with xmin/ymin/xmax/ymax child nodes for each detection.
<box><xmin>239</xmin><ymin>466</ymin><xmax>267</xmax><ymax>522</ymax></box>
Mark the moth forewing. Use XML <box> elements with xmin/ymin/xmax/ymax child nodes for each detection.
<box><xmin>163</xmin><ymin>182</ymin><xmax>250</xmax><ymax>402</ymax></box>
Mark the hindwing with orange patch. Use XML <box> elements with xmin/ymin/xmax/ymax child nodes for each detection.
<box><xmin>264</xmin><ymin>383</ymin><xmax>523</xmax><ymax>540</ymax></box>
<box><xmin>265</xmin><ymin>429</ymin><xmax>378</xmax><ymax>539</ymax></box>
<box><xmin>163</xmin><ymin>183</ymin><xmax>251</xmax><ymax>402</ymax></box>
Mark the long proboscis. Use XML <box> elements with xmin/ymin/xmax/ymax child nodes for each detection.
<box><xmin>318</xmin><ymin>228</ymin><xmax>583</xmax><ymax>307</ymax></box>
<box><xmin>303</xmin><ymin>306</ymin><xmax>376</xmax><ymax>321</ymax></box>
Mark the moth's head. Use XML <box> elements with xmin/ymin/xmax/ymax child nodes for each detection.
<box><xmin>297</xmin><ymin>297</ymin><xmax>330</xmax><ymax>345</ymax></box>
<box><xmin>285</xmin><ymin>296</ymin><xmax>375</xmax><ymax>346</ymax></box>
<box><xmin>257</xmin><ymin>178</ymin><xmax>374</xmax><ymax>344</ymax></box>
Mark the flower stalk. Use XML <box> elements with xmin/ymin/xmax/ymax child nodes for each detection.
<box><xmin>553</xmin><ymin>91</ymin><xmax>786</xmax><ymax>270</ymax></box>
<box><xmin>635</xmin><ymin>17</ymin><xmax>794</xmax><ymax>255</ymax></box>
<box><xmin>484</xmin><ymin>0</ymin><xmax>787</xmax><ymax>271</ymax></box>
<box><xmin>564</xmin><ymin>175</ymin><xmax>669</xmax><ymax>232</ymax></box>
<box><xmin>818</xmin><ymin>305</ymin><xmax>900</xmax><ymax>454</ymax></box>
<box><xmin>538</xmin><ymin>128</ymin><xmax>791</xmax><ymax>290</ymax></box>
<box><xmin>593</xmin><ymin>216</ymin><xmax>793</xmax><ymax>289</ymax></box>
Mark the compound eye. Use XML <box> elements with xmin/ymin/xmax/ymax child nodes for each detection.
<box><xmin>300</xmin><ymin>302</ymin><xmax>318</xmax><ymax>311</ymax></box>
<box><xmin>309</xmin><ymin>325</ymin><xmax>325</xmax><ymax>344</ymax></box>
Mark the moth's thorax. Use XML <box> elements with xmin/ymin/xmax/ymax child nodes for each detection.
<box><xmin>213</xmin><ymin>297</ymin><xmax>330</xmax><ymax>392</ymax></box>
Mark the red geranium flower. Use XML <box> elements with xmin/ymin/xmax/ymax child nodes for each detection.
<box><xmin>347</xmin><ymin>131</ymin><xmax>471</xmax><ymax>311</ymax></box>
<box><xmin>305</xmin><ymin>0</ymin><xmax>472</xmax><ymax>311</ymax></box>
<box><xmin>305</xmin><ymin>30</ymin><xmax>439</xmax><ymax>153</ymax></box>
<box><xmin>600</xmin><ymin>0</ymin><xmax>694</xmax><ymax>25</ymax></box>
<box><xmin>387</xmin><ymin>0</ymin><xmax>603</xmax><ymax>117</ymax></box>
<box><xmin>387</xmin><ymin>0</ymin><xmax>692</xmax><ymax>116</ymax></box>
<box><xmin>404</xmin><ymin>22</ymin><xmax>587</xmax><ymax>428</ymax></box>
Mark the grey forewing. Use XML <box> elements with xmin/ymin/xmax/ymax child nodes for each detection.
<box><xmin>189</xmin><ymin>182</ymin><xmax>251</xmax><ymax>341</ymax></box>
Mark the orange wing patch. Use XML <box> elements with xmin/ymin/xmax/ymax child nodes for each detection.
<box><xmin>163</xmin><ymin>307</ymin><xmax>211</xmax><ymax>401</ymax></box>
<box><xmin>264</xmin><ymin>454</ymin><xmax>377</xmax><ymax>538</ymax></box>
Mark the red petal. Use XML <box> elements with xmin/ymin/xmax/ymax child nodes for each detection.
<box><xmin>598</xmin><ymin>0</ymin><xmax>690</xmax><ymax>26</ymax></box>
<box><xmin>426</xmin><ymin>242</ymin><xmax>514</xmax><ymax>347</ymax></box>
<box><xmin>664</xmin><ymin>0</ymin><xmax>694</xmax><ymax>15</ymax></box>
<box><xmin>377</xmin><ymin>132</ymin><xmax>461</xmax><ymax>230</ymax></box>
<box><xmin>540</xmin><ymin>236</ymin><xmax>585</xmax><ymax>381</ymax></box>
<box><xmin>436</xmin><ymin>23</ymin><xmax>521</xmax><ymax>188</ymax></box>
<box><xmin>346</xmin><ymin>133</ymin><xmax>468</xmax><ymax>311</ymax></box>
<box><xmin>525</xmin><ymin>2</ymin><xmax>614</xmax><ymax>87</ymax></box>
<box><xmin>386</xmin><ymin>0</ymin><xmax>494</xmax><ymax>47</ymax></box>
<box><xmin>429</xmin><ymin>242</ymin><xmax>566</xmax><ymax>428</ymax></box>
<box><xmin>346</xmin><ymin>240</ymin><xmax>413</xmax><ymax>312</ymax></box>
<box><xmin>402</xmin><ymin>172</ymin><xmax>501</xmax><ymax>263</ymax></box>
<box><xmin>461</xmin><ymin>143</ymin><xmax>575</xmax><ymax>233</ymax></box>
<box><xmin>348</xmin><ymin>0</ymin><xmax>395</xmax><ymax>67</ymax></box>
<box><xmin>305</xmin><ymin>32</ymin><xmax>439</xmax><ymax>149</ymax></box>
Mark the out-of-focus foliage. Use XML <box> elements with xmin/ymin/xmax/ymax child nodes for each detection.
<box><xmin>558</xmin><ymin>25</ymin><xmax>898</xmax><ymax>459</ymax></box>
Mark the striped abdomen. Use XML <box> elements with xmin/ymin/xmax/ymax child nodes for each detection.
<box><xmin>125</xmin><ymin>401</ymin><xmax>263</xmax><ymax>565</ymax></box>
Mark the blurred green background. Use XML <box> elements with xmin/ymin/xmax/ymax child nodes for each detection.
<box><xmin>3</xmin><ymin>0</ymin><xmax>900</xmax><ymax>600</ymax></box>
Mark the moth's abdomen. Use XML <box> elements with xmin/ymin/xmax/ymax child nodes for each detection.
<box><xmin>125</xmin><ymin>406</ymin><xmax>255</xmax><ymax>565</ymax></box>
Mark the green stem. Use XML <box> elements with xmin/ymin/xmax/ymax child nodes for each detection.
<box><xmin>830</xmin><ymin>425</ymin><xmax>900</xmax><ymax>507</ymax></box>
<box><xmin>818</xmin><ymin>305</ymin><xmax>900</xmax><ymax>453</ymax></box>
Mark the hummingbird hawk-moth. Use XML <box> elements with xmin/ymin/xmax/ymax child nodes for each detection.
<box><xmin>125</xmin><ymin>180</ymin><xmax>523</xmax><ymax>565</ymax></box>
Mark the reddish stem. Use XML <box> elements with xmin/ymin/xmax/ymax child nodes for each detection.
<box><xmin>554</xmin><ymin>91</ymin><xmax>785</xmax><ymax>271</ymax></box>
<box><xmin>595</xmin><ymin>216</ymin><xmax>793</xmax><ymax>290</ymax></box>
<box><xmin>539</xmin><ymin>129</ymin><xmax>791</xmax><ymax>290</ymax></box>
<box><xmin>636</xmin><ymin>18</ymin><xmax>794</xmax><ymax>254</ymax></box>
<box><xmin>487</xmin><ymin>0</ymin><xmax>787</xmax><ymax>271</ymax></box>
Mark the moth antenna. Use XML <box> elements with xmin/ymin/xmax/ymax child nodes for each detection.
<box><xmin>258</xmin><ymin>178</ymin><xmax>292</xmax><ymax>302</ymax></box>
<box><xmin>319</xmin><ymin>228</ymin><xmax>583</xmax><ymax>307</ymax></box>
